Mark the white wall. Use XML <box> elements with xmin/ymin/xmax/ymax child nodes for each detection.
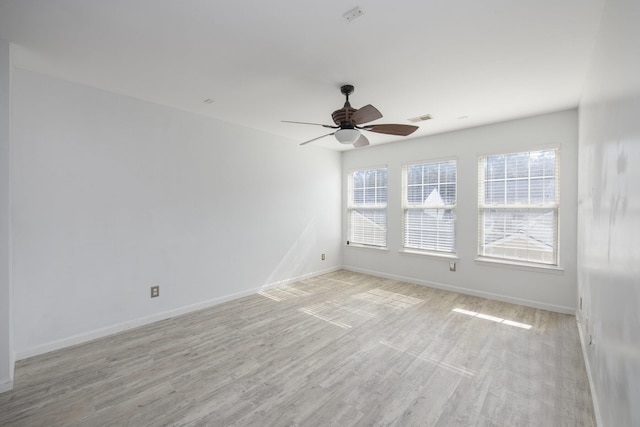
<box><xmin>0</xmin><ymin>39</ymin><xmax>13</xmax><ymax>392</ymax></box>
<box><xmin>342</xmin><ymin>110</ymin><xmax>578</xmax><ymax>312</ymax></box>
<box><xmin>11</xmin><ymin>69</ymin><xmax>342</xmax><ymax>358</ymax></box>
<box><xmin>577</xmin><ymin>0</ymin><xmax>640</xmax><ymax>424</ymax></box>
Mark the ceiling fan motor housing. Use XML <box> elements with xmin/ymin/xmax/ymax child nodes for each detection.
<box><xmin>332</xmin><ymin>84</ymin><xmax>357</xmax><ymax>127</ymax></box>
<box><xmin>332</xmin><ymin>107</ymin><xmax>357</xmax><ymax>127</ymax></box>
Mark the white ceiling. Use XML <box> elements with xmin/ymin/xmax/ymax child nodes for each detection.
<box><xmin>0</xmin><ymin>0</ymin><xmax>605</xmax><ymax>150</ymax></box>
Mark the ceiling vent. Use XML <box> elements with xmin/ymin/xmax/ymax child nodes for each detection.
<box><xmin>408</xmin><ymin>114</ymin><xmax>432</xmax><ymax>123</ymax></box>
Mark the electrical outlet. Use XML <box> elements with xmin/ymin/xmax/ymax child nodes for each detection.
<box><xmin>321</xmin><ymin>253</ymin><xmax>326</xmax><ymax>261</ymax></box>
<box><xmin>449</xmin><ymin>261</ymin><xmax>456</xmax><ymax>272</ymax></box>
<box><xmin>151</xmin><ymin>285</ymin><xmax>159</xmax><ymax>298</ymax></box>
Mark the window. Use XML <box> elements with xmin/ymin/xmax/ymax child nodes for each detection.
<box><xmin>347</xmin><ymin>168</ymin><xmax>387</xmax><ymax>247</ymax></box>
<box><xmin>403</xmin><ymin>160</ymin><xmax>457</xmax><ymax>254</ymax></box>
<box><xmin>478</xmin><ymin>149</ymin><xmax>559</xmax><ymax>265</ymax></box>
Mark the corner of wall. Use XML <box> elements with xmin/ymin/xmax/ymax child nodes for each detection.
<box><xmin>0</xmin><ymin>378</ymin><xmax>13</xmax><ymax>394</ymax></box>
<box><xmin>0</xmin><ymin>37</ymin><xmax>14</xmax><ymax>394</ymax></box>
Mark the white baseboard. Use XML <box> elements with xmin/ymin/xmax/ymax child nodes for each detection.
<box><xmin>577</xmin><ymin>318</ymin><xmax>602</xmax><ymax>427</ymax></box>
<box><xmin>16</xmin><ymin>266</ymin><xmax>341</xmax><ymax>361</ymax></box>
<box><xmin>0</xmin><ymin>378</ymin><xmax>13</xmax><ymax>393</ymax></box>
<box><xmin>342</xmin><ymin>266</ymin><xmax>575</xmax><ymax>314</ymax></box>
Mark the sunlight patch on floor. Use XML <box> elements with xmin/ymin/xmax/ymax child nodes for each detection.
<box><xmin>258</xmin><ymin>285</ymin><xmax>312</xmax><ymax>302</ymax></box>
<box><xmin>452</xmin><ymin>308</ymin><xmax>532</xmax><ymax>330</ymax></box>
<box><xmin>298</xmin><ymin>300</ymin><xmax>377</xmax><ymax>329</ymax></box>
<box><xmin>351</xmin><ymin>288</ymin><xmax>423</xmax><ymax>309</ymax></box>
<box><xmin>299</xmin><ymin>306</ymin><xmax>352</xmax><ymax>329</ymax></box>
<box><xmin>379</xmin><ymin>340</ymin><xmax>476</xmax><ymax>377</ymax></box>
<box><xmin>322</xmin><ymin>277</ymin><xmax>359</xmax><ymax>286</ymax></box>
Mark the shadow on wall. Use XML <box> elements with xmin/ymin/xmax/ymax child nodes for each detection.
<box><xmin>262</xmin><ymin>218</ymin><xmax>317</xmax><ymax>288</ymax></box>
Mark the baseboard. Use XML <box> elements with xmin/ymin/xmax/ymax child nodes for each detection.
<box><xmin>16</xmin><ymin>266</ymin><xmax>341</xmax><ymax>361</ymax></box>
<box><xmin>577</xmin><ymin>317</ymin><xmax>602</xmax><ymax>427</ymax></box>
<box><xmin>342</xmin><ymin>266</ymin><xmax>575</xmax><ymax>314</ymax></box>
<box><xmin>0</xmin><ymin>378</ymin><xmax>13</xmax><ymax>393</ymax></box>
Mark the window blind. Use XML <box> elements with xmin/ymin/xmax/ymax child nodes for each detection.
<box><xmin>348</xmin><ymin>168</ymin><xmax>387</xmax><ymax>247</ymax></box>
<box><xmin>478</xmin><ymin>149</ymin><xmax>559</xmax><ymax>265</ymax></box>
<box><xmin>403</xmin><ymin>160</ymin><xmax>457</xmax><ymax>253</ymax></box>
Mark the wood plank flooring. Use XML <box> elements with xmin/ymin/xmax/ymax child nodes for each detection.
<box><xmin>0</xmin><ymin>270</ymin><xmax>595</xmax><ymax>426</ymax></box>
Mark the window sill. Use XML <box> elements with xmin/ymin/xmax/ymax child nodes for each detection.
<box><xmin>345</xmin><ymin>243</ymin><xmax>389</xmax><ymax>251</ymax></box>
<box><xmin>399</xmin><ymin>249</ymin><xmax>459</xmax><ymax>261</ymax></box>
<box><xmin>474</xmin><ymin>257</ymin><xmax>564</xmax><ymax>274</ymax></box>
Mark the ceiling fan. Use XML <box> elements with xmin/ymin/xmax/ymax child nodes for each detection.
<box><xmin>283</xmin><ymin>84</ymin><xmax>419</xmax><ymax>147</ymax></box>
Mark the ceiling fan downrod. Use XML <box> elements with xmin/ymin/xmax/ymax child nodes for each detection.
<box><xmin>340</xmin><ymin>84</ymin><xmax>354</xmax><ymax>108</ymax></box>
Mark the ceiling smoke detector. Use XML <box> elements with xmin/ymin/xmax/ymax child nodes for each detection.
<box><xmin>343</xmin><ymin>7</ymin><xmax>364</xmax><ymax>22</ymax></box>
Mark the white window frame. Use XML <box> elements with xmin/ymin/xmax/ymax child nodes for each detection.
<box><xmin>347</xmin><ymin>167</ymin><xmax>388</xmax><ymax>248</ymax></box>
<box><xmin>478</xmin><ymin>148</ymin><xmax>559</xmax><ymax>267</ymax></box>
<box><xmin>402</xmin><ymin>159</ymin><xmax>457</xmax><ymax>255</ymax></box>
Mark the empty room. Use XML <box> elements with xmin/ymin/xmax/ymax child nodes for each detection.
<box><xmin>0</xmin><ymin>0</ymin><xmax>638</xmax><ymax>426</ymax></box>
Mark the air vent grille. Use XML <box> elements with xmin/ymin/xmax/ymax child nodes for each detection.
<box><xmin>408</xmin><ymin>114</ymin><xmax>432</xmax><ymax>123</ymax></box>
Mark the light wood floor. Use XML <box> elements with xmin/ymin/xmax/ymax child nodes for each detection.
<box><xmin>0</xmin><ymin>270</ymin><xmax>595</xmax><ymax>426</ymax></box>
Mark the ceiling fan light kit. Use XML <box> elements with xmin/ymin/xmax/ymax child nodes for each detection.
<box><xmin>283</xmin><ymin>84</ymin><xmax>419</xmax><ymax>148</ymax></box>
<box><xmin>335</xmin><ymin>128</ymin><xmax>361</xmax><ymax>144</ymax></box>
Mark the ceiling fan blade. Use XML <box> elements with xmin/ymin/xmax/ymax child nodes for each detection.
<box><xmin>300</xmin><ymin>132</ymin><xmax>336</xmax><ymax>145</ymax></box>
<box><xmin>364</xmin><ymin>124</ymin><xmax>419</xmax><ymax>136</ymax></box>
<box><xmin>282</xmin><ymin>120</ymin><xmax>338</xmax><ymax>129</ymax></box>
<box><xmin>351</xmin><ymin>104</ymin><xmax>383</xmax><ymax>125</ymax></box>
<box><xmin>353</xmin><ymin>134</ymin><xmax>370</xmax><ymax>148</ymax></box>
